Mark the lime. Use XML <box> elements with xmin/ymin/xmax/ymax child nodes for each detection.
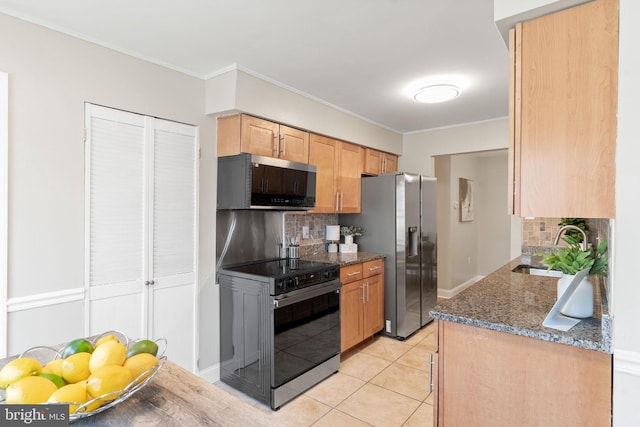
<box><xmin>123</xmin><ymin>353</ymin><xmax>158</xmax><ymax>382</ymax></box>
<box><xmin>39</xmin><ymin>373</ymin><xmax>65</xmax><ymax>388</ymax></box>
<box><xmin>48</xmin><ymin>383</ymin><xmax>89</xmax><ymax>414</ymax></box>
<box><xmin>89</xmin><ymin>340</ymin><xmax>127</xmax><ymax>373</ymax></box>
<box><xmin>0</xmin><ymin>357</ymin><xmax>43</xmax><ymax>389</ymax></box>
<box><xmin>5</xmin><ymin>375</ymin><xmax>57</xmax><ymax>404</ymax></box>
<box><xmin>61</xmin><ymin>338</ymin><xmax>95</xmax><ymax>359</ymax></box>
<box><xmin>126</xmin><ymin>339</ymin><xmax>159</xmax><ymax>358</ymax></box>
<box><xmin>61</xmin><ymin>352</ymin><xmax>92</xmax><ymax>384</ymax></box>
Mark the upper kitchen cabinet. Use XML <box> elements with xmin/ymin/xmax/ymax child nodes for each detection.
<box><xmin>509</xmin><ymin>0</ymin><xmax>618</xmax><ymax>218</ymax></box>
<box><xmin>362</xmin><ymin>148</ymin><xmax>398</xmax><ymax>176</ymax></box>
<box><xmin>217</xmin><ymin>114</ymin><xmax>310</xmax><ymax>164</ymax></box>
<box><xmin>309</xmin><ymin>134</ymin><xmax>362</xmax><ymax>213</ymax></box>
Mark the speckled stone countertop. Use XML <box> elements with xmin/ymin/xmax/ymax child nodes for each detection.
<box><xmin>430</xmin><ymin>256</ymin><xmax>612</xmax><ymax>354</ymax></box>
<box><xmin>302</xmin><ymin>251</ymin><xmax>385</xmax><ymax>267</ymax></box>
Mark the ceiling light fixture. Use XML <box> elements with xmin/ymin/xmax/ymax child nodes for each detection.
<box><xmin>413</xmin><ymin>84</ymin><xmax>461</xmax><ymax>104</ymax></box>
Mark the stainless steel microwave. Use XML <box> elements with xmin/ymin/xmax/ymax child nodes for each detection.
<box><xmin>217</xmin><ymin>153</ymin><xmax>317</xmax><ymax>210</ymax></box>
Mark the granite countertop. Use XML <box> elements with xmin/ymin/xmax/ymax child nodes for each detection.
<box><xmin>430</xmin><ymin>256</ymin><xmax>612</xmax><ymax>353</ymax></box>
<box><xmin>302</xmin><ymin>251</ymin><xmax>385</xmax><ymax>267</ymax></box>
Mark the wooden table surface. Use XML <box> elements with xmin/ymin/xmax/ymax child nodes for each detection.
<box><xmin>73</xmin><ymin>360</ymin><xmax>273</xmax><ymax>426</ymax></box>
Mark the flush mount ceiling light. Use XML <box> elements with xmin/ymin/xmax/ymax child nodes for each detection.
<box><xmin>413</xmin><ymin>84</ymin><xmax>461</xmax><ymax>103</ymax></box>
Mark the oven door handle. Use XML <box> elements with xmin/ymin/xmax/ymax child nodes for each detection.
<box><xmin>273</xmin><ymin>279</ymin><xmax>342</xmax><ymax>309</ymax></box>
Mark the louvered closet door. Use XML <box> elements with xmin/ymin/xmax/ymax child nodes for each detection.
<box><xmin>148</xmin><ymin>118</ymin><xmax>197</xmax><ymax>370</ymax></box>
<box><xmin>86</xmin><ymin>105</ymin><xmax>147</xmax><ymax>340</ymax></box>
<box><xmin>85</xmin><ymin>104</ymin><xmax>197</xmax><ymax>372</ymax></box>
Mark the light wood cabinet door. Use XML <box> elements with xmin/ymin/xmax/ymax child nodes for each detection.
<box><xmin>437</xmin><ymin>320</ymin><xmax>611</xmax><ymax>426</ymax></box>
<box><xmin>363</xmin><ymin>273</ymin><xmax>383</xmax><ymax>337</ymax></box>
<box><xmin>340</xmin><ymin>280</ymin><xmax>364</xmax><ymax>353</ymax></box>
<box><xmin>239</xmin><ymin>115</ymin><xmax>280</xmax><ymax>158</ymax></box>
<box><xmin>309</xmin><ymin>134</ymin><xmax>338</xmax><ymax>213</ymax></box>
<box><xmin>363</xmin><ymin>148</ymin><xmax>382</xmax><ymax>175</ymax></box>
<box><xmin>279</xmin><ymin>125</ymin><xmax>309</xmax><ymax>163</ymax></box>
<box><xmin>509</xmin><ymin>0</ymin><xmax>618</xmax><ymax>218</ymax></box>
<box><xmin>382</xmin><ymin>153</ymin><xmax>397</xmax><ymax>173</ymax></box>
<box><xmin>337</xmin><ymin>142</ymin><xmax>362</xmax><ymax>213</ymax></box>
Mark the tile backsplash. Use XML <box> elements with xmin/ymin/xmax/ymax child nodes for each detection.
<box><xmin>521</xmin><ymin>217</ymin><xmax>608</xmax><ymax>254</ymax></box>
<box><xmin>284</xmin><ymin>213</ymin><xmax>339</xmax><ymax>256</ymax></box>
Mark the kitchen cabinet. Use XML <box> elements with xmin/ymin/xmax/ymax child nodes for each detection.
<box><xmin>308</xmin><ymin>133</ymin><xmax>362</xmax><ymax>213</ymax></box>
<box><xmin>217</xmin><ymin>114</ymin><xmax>310</xmax><ymax>164</ymax></box>
<box><xmin>435</xmin><ymin>320</ymin><xmax>611</xmax><ymax>426</ymax></box>
<box><xmin>363</xmin><ymin>148</ymin><xmax>398</xmax><ymax>175</ymax></box>
<box><xmin>509</xmin><ymin>0</ymin><xmax>618</xmax><ymax>218</ymax></box>
<box><xmin>340</xmin><ymin>259</ymin><xmax>384</xmax><ymax>352</ymax></box>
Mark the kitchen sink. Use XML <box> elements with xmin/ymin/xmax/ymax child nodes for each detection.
<box><xmin>511</xmin><ymin>265</ymin><xmax>563</xmax><ymax>278</ymax></box>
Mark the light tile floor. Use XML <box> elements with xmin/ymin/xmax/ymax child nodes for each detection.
<box><xmin>215</xmin><ymin>322</ymin><xmax>436</xmax><ymax>427</ymax></box>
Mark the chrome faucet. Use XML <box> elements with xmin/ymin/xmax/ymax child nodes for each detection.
<box><xmin>553</xmin><ymin>225</ymin><xmax>588</xmax><ymax>251</ymax></box>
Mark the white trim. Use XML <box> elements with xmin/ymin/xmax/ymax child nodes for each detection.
<box><xmin>437</xmin><ymin>275</ymin><xmax>484</xmax><ymax>299</ymax></box>
<box><xmin>198</xmin><ymin>362</ymin><xmax>219</xmax><ymax>384</ymax></box>
<box><xmin>7</xmin><ymin>288</ymin><xmax>85</xmax><ymax>313</ymax></box>
<box><xmin>0</xmin><ymin>71</ymin><xmax>8</xmax><ymax>357</ymax></box>
<box><xmin>615</xmin><ymin>350</ymin><xmax>640</xmax><ymax>377</ymax></box>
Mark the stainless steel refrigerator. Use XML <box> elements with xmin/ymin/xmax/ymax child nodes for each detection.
<box><xmin>340</xmin><ymin>173</ymin><xmax>437</xmax><ymax>339</ymax></box>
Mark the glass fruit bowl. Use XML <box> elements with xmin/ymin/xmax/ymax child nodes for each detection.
<box><xmin>0</xmin><ymin>331</ymin><xmax>167</xmax><ymax>422</ymax></box>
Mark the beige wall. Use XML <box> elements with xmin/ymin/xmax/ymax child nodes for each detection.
<box><xmin>206</xmin><ymin>68</ymin><xmax>403</xmax><ymax>154</ymax></box>
<box><xmin>0</xmin><ymin>13</ymin><xmax>218</xmax><ymax>368</ymax></box>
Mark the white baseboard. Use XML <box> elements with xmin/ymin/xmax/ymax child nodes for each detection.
<box><xmin>438</xmin><ymin>275</ymin><xmax>484</xmax><ymax>299</ymax></box>
<box><xmin>615</xmin><ymin>350</ymin><xmax>640</xmax><ymax>377</ymax></box>
<box><xmin>198</xmin><ymin>363</ymin><xmax>220</xmax><ymax>384</ymax></box>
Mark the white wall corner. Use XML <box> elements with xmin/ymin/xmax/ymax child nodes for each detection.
<box><xmin>438</xmin><ymin>275</ymin><xmax>484</xmax><ymax>299</ymax></box>
<box><xmin>198</xmin><ymin>362</ymin><xmax>220</xmax><ymax>384</ymax></box>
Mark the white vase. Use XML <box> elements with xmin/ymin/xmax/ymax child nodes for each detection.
<box><xmin>557</xmin><ymin>273</ymin><xmax>594</xmax><ymax>318</ymax></box>
<box><xmin>344</xmin><ymin>235</ymin><xmax>354</xmax><ymax>245</ymax></box>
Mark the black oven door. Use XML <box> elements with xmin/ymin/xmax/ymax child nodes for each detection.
<box><xmin>272</xmin><ymin>279</ymin><xmax>341</xmax><ymax>388</ymax></box>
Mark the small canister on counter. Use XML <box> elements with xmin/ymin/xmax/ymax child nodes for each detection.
<box><xmin>279</xmin><ymin>244</ymin><xmax>289</xmax><ymax>259</ymax></box>
<box><xmin>288</xmin><ymin>244</ymin><xmax>300</xmax><ymax>259</ymax></box>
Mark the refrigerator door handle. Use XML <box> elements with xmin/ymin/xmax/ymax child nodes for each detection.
<box><xmin>408</xmin><ymin>226</ymin><xmax>419</xmax><ymax>257</ymax></box>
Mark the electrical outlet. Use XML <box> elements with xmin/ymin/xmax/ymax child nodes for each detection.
<box><xmin>302</xmin><ymin>226</ymin><xmax>309</xmax><ymax>239</ymax></box>
<box><xmin>385</xmin><ymin>320</ymin><xmax>391</xmax><ymax>333</ymax></box>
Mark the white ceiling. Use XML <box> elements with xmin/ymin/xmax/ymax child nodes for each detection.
<box><xmin>0</xmin><ymin>0</ymin><xmax>510</xmax><ymax>133</ymax></box>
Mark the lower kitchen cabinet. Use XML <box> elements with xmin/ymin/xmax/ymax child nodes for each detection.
<box><xmin>340</xmin><ymin>259</ymin><xmax>384</xmax><ymax>353</ymax></box>
<box><xmin>435</xmin><ymin>320</ymin><xmax>611</xmax><ymax>426</ymax></box>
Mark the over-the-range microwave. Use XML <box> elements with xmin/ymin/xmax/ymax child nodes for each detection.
<box><xmin>217</xmin><ymin>153</ymin><xmax>317</xmax><ymax>210</ymax></box>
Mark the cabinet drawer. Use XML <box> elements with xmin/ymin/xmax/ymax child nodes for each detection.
<box><xmin>362</xmin><ymin>259</ymin><xmax>384</xmax><ymax>278</ymax></box>
<box><xmin>340</xmin><ymin>264</ymin><xmax>363</xmax><ymax>283</ymax></box>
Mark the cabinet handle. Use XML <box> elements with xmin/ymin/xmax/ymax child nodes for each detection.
<box><xmin>366</xmin><ymin>283</ymin><xmax>370</xmax><ymax>302</ymax></box>
<box><xmin>281</xmin><ymin>135</ymin><xmax>286</xmax><ymax>157</ymax></box>
<box><xmin>145</xmin><ymin>280</ymin><xmax>155</xmax><ymax>286</ymax></box>
<box><xmin>428</xmin><ymin>353</ymin><xmax>434</xmax><ymax>394</ymax></box>
<box><xmin>335</xmin><ymin>192</ymin><xmax>339</xmax><ymax>211</ymax></box>
<box><xmin>347</xmin><ymin>271</ymin><xmax>361</xmax><ymax>277</ymax></box>
<box><xmin>368</xmin><ymin>266</ymin><xmax>381</xmax><ymax>272</ymax></box>
<box><xmin>261</xmin><ymin>177</ymin><xmax>265</xmax><ymax>193</ymax></box>
<box><xmin>382</xmin><ymin>157</ymin><xmax>386</xmax><ymax>173</ymax></box>
<box><xmin>360</xmin><ymin>285</ymin><xmax>365</xmax><ymax>302</ymax></box>
<box><xmin>340</xmin><ymin>192</ymin><xmax>344</xmax><ymax>211</ymax></box>
<box><xmin>274</xmin><ymin>133</ymin><xmax>279</xmax><ymax>157</ymax></box>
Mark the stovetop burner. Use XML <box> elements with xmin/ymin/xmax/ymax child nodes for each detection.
<box><xmin>219</xmin><ymin>258</ymin><xmax>340</xmax><ymax>295</ymax></box>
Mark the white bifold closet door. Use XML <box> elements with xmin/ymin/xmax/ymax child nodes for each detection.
<box><xmin>85</xmin><ymin>104</ymin><xmax>198</xmax><ymax>372</ymax></box>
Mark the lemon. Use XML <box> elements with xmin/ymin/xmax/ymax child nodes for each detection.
<box><xmin>39</xmin><ymin>373</ymin><xmax>65</xmax><ymax>388</ymax></box>
<box><xmin>61</xmin><ymin>338</ymin><xmax>95</xmax><ymax>359</ymax></box>
<box><xmin>42</xmin><ymin>358</ymin><xmax>64</xmax><ymax>377</ymax></box>
<box><xmin>126</xmin><ymin>339</ymin><xmax>159</xmax><ymax>358</ymax></box>
<box><xmin>89</xmin><ymin>340</ymin><xmax>127</xmax><ymax>373</ymax></box>
<box><xmin>0</xmin><ymin>357</ymin><xmax>43</xmax><ymax>389</ymax></box>
<box><xmin>5</xmin><ymin>375</ymin><xmax>58</xmax><ymax>404</ymax></box>
<box><xmin>61</xmin><ymin>352</ymin><xmax>92</xmax><ymax>384</ymax></box>
<box><xmin>123</xmin><ymin>353</ymin><xmax>158</xmax><ymax>382</ymax></box>
<box><xmin>48</xmin><ymin>383</ymin><xmax>89</xmax><ymax>414</ymax></box>
<box><xmin>95</xmin><ymin>334</ymin><xmax>119</xmax><ymax>347</ymax></box>
<box><xmin>86</xmin><ymin>365</ymin><xmax>133</xmax><ymax>406</ymax></box>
